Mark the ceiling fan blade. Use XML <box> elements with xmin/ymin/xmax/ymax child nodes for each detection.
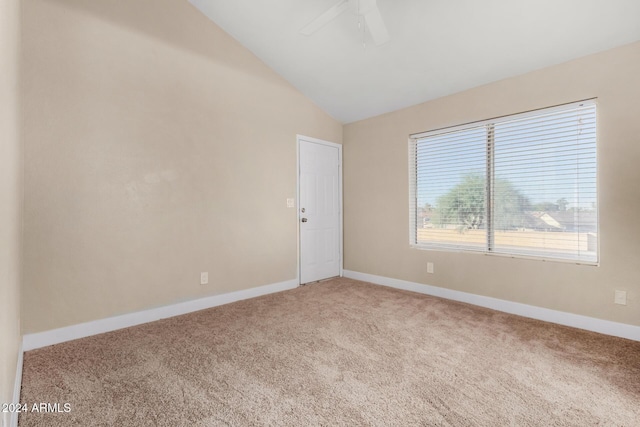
<box><xmin>300</xmin><ymin>0</ymin><xmax>350</xmax><ymax>35</ymax></box>
<box><xmin>364</xmin><ymin>6</ymin><xmax>390</xmax><ymax>45</ymax></box>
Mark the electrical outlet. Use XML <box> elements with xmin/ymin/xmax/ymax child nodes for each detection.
<box><xmin>200</xmin><ymin>272</ymin><xmax>209</xmax><ymax>285</ymax></box>
<box><xmin>614</xmin><ymin>290</ymin><xmax>627</xmax><ymax>305</ymax></box>
<box><xmin>427</xmin><ymin>262</ymin><xmax>434</xmax><ymax>274</ymax></box>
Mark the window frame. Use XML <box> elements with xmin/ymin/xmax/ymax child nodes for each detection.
<box><xmin>408</xmin><ymin>99</ymin><xmax>599</xmax><ymax>265</ymax></box>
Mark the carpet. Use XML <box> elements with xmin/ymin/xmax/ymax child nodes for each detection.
<box><xmin>18</xmin><ymin>278</ymin><xmax>640</xmax><ymax>426</ymax></box>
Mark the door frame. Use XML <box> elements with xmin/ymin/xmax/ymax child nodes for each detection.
<box><xmin>296</xmin><ymin>135</ymin><xmax>343</xmax><ymax>285</ymax></box>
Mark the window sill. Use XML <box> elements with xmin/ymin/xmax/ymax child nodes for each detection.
<box><xmin>410</xmin><ymin>244</ymin><xmax>599</xmax><ymax>266</ymax></box>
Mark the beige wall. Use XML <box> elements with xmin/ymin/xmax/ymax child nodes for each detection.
<box><xmin>22</xmin><ymin>0</ymin><xmax>342</xmax><ymax>334</ymax></box>
<box><xmin>344</xmin><ymin>42</ymin><xmax>640</xmax><ymax>327</ymax></box>
<box><xmin>0</xmin><ymin>0</ymin><xmax>21</xmax><ymax>411</ymax></box>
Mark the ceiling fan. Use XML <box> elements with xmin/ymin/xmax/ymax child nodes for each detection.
<box><xmin>300</xmin><ymin>0</ymin><xmax>390</xmax><ymax>46</ymax></box>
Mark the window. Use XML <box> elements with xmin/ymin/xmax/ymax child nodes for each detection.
<box><xmin>409</xmin><ymin>100</ymin><xmax>598</xmax><ymax>264</ymax></box>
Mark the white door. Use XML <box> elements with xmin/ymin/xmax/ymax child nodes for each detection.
<box><xmin>299</xmin><ymin>137</ymin><xmax>342</xmax><ymax>284</ymax></box>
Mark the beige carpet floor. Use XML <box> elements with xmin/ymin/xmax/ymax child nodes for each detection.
<box><xmin>19</xmin><ymin>278</ymin><xmax>640</xmax><ymax>426</ymax></box>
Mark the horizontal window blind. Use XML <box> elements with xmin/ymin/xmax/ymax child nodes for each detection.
<box><xmin>411</xmin><ymin>126</ymin><xmax>487</xmax><ymax>250</ymax></box>
<box><xmin>409</xmin><ymin>100</ymin><xmax>598</xmax><ymax>264</ymax></box>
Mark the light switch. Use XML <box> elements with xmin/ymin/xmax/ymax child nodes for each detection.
<box><xmin>287</xmin><ymin>198</ymin><xmax>295</xmax><ymax>208</ymax></box>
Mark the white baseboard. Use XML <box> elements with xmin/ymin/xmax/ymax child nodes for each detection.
<box><xmin>9</xmin><ymin>342</ymin><xmax>23</xmax><ymax>427</ymax></box>
<box><xmin>23</xmin><ymin>279</ymin><xmax>298</xmax><ymax>351</ymax></box>
<box><xmin>343</xmin><ymin>270</ymin><xmax>640</xmax><ymax>342</ymax></box>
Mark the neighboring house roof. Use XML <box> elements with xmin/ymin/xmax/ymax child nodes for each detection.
<box><xmin>525</xmin><ymin>211</ymin><xmax>597</xmax><ymax>232</ymax></box>
<box><xmin>547</xmin><ymin>210</ymin><xmax>598</xmax><ymax>232</ymax></box>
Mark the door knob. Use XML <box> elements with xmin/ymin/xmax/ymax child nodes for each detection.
<box><xmin>301</xmin><ymin>218</ymin><xmax>308</xmax><ymax>222</ymax></box>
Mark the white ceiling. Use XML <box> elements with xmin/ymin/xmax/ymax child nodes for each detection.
<box><xmin>189</xmin><ymin>0</ymin><xmax>640</xmax><ymax>124</ymax></box>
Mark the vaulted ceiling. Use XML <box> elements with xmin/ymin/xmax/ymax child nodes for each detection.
<box><xmin>189</xmin><ymin>0</ymin><xmax>640</xmax><ymax>123</ymax></box>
